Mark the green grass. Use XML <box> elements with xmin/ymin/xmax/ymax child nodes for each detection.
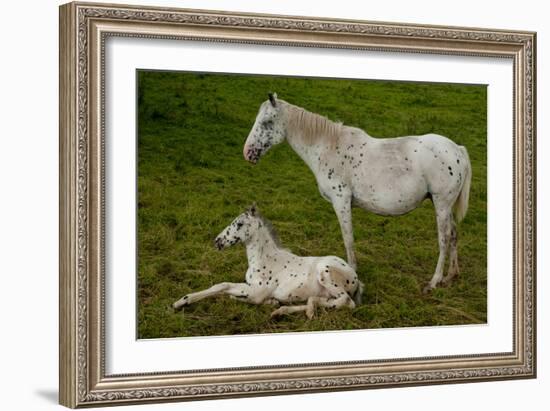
<box><xmin>137</xmin><ymin>70</ymin><xmax>487</xmax><ymax>338</ymax></box>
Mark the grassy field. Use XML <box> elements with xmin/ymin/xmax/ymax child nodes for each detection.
<box><xmin>137</xmin><ymin>70</ymin><xmax>487</xmax><ymax>339</ymax></box>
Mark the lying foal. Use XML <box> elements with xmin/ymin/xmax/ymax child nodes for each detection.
<box><xmin>173</xmin><ymin>205</ymin><xmax>363</xmax><ymax>319</ymax></box>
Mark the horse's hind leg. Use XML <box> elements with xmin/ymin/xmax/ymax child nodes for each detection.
<box><xmin>442</xmin><ymin>218</ymin><xmax>459</xmax><ymax>286</ymax></box>
<box><xmin>423</xmin><ymin>198</ymin><xmax>452</xmax><ymax>294</ymax></box>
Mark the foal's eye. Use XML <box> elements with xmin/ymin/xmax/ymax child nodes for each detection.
<box><xmin>263</xmin><ymin>120</ymin><xmax>274</xmax><ymax>128</ymax></box>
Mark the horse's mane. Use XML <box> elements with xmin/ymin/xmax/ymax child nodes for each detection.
<box><xmin>283</xmin><ymin>101</ymin><xmax>344</xmax><ymax>145</ymax></box>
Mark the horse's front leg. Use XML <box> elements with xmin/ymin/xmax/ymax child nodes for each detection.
<box><xmin>332</xmin><ymin>194</ymin><xmax>357</xmax><ymax>270</ymax></box>
<box><xmin>173</xmin><ymin>282</ymin><xmax>263</xmax><ymax>310</ymax></box>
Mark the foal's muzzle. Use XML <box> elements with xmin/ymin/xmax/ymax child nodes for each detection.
<box><xmin>214</xmin><ymin>237</ymin><xmax>224</xmax><ymax>250</ymax></box>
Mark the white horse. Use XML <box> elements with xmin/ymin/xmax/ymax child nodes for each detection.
<box><xmin>173</xmin><ymin>204</ymin><xmax>363</xmax><ymax>318</ymax></box>
<box><xmin>243</xmin><ymin>93</ymin><xmax>472</xmax><ymax>293</ymax></box>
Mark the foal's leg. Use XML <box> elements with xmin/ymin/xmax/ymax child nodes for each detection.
<box><xmin>312</xmin><ymin>295</ymin><xmax>354</xmax><ymax>310</ymax></box>
<box><xmin>332</xmin><ymin>195</ymin><xmax>357</xmax><ymax>270</ymax></box>
<box><xmin>423</xmin><ymin>198</ymin><xmax>452</xmax><ymax>294</ymax></box>
<box><xmin>261</xmin><ymin>298</ymin><xmax>280</xmax><ymax>306</ymax></box>
<box><xmin>442</xmin><ymin>218</ymin><xmax>459</xmax><ymax>286</ymax></box>
<box><xmin>173</xmin><ymin>282</ymin><xmax>259</xmax><ymax>310</ymax></box>
<box><xmin>270</xmin><ymin>301</ymin><xmax>312</xmax><ymax>319</ymax></box>
<box><xmin>271</xmin><ymin>296</ymin><xmax>318</xmax><ymax>319</ymax></box>
<box><xmin>271</xmin><ymin>292</ymin><xmax>355</xmax><ymax>319</ymax></box>
<box><xmin>318</xmin><ymin>269</ymin><xmax>356</xmax><ymax>309</ymax></box>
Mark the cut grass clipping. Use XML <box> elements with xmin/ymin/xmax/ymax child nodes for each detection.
<box><xmin>137</xmin><ymin>71</ymin><xmax>487</xmax><ymax>338</ymax></box>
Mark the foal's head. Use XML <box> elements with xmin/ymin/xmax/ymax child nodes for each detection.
<box><xmin>214</xmin><ymin>204</ymin><xmax>261</xmax><ymax>250</ymax></box>
<box><xmin>243</xmin><ymin>93</ymin><xmax>286</xmax><ymax>163</ymax></box>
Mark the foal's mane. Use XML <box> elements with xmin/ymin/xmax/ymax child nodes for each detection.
<box><xmin>283</xmin><ymin>101</ymin><xmax>344</xmax><ymax>145</ymax></box>
<box><xmin>256</xmin><ymin>212</ymin><xmax>283</xmax><ymax>248</ymax></box>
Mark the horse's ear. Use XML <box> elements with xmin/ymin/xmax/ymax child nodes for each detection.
<box><xmin>248</xmin><ymin>202</ymin><xmax>257</xmax><ymax>216</ymax></box>
<box><xmin>268</xmin><ymin>92</ymin><xmax>278</xmax><ymax>107</ymax></box>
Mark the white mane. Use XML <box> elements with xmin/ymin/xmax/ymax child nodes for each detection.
<box><xmin>283</xmin><ymin>101</ymin><xmax>344</xmax><ymax>145</ymax></box>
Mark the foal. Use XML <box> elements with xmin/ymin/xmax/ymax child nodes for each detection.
<box><xmin>173</xmin><ymin>205</ymin><xmax>363</xmax><ymax>319</ymax></box>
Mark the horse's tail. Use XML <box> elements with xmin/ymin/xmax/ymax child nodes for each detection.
<box><xmin>454</xmin><ymin>146</ymin><xmax>471</xmax><ymax>223</ymax></box>
<box><xmin>352</xmin><ymin>280</ymin><xmax>365</xmax><ymax>305</ymax></box>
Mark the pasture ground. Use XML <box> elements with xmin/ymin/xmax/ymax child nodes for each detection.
<box><xmin>137</xmin><ymin>70</ymin><xmax>487</xmax><ymax>338</ymax></box>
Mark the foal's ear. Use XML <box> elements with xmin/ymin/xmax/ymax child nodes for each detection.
<box><xmin>268</xmin><ymin>92</ymin><xmax>278</xmax><ymax>107</ymax></box>
<box><xmin>248</xmin><ymin>202</ymin><xmax>257</xmax><ymax>216</ymax></box>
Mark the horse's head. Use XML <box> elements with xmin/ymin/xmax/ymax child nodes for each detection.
<box><xmin>214</xmin><ymin>204</ymin><xmax>260</xmax><ymax>250</ymax></box>
<box><xmin>243</xmin><ymin>93</ymin><xmax>286</xmax><ymax>163</ymax></box>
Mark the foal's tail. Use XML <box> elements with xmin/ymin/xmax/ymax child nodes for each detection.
<box><xmin>454</xmin><ymin>146</ymin><xmax>472</xmax><ymax>223</ymax></box>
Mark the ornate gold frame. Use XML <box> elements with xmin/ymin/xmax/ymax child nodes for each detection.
<box><xmin>59</xmin><ymin>1</ymin><xmax>536</xmax><ymax>408</ymax></box>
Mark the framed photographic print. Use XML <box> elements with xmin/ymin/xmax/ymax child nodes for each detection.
<box><xmin>59</xmin><ymin>1</ymin><xmax>537</xmax><ymax>408</ymax></box>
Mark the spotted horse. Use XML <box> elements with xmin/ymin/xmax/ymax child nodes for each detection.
<box><xmin>243</xmin><ymin>93</ymin><xmax>472</xmax><ymax>293</ymax></box>
<box><xmin>173</xmin><ymin>204</ymin><xmax>364</xmax><ymax>318</ymax></box>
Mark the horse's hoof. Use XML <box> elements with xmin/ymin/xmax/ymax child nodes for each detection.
<box><xmin>422</xmin><ymin>284</ymin><xmax>434</xmax><ymax>295</ymax></box>
<box><xmin>441</xmin><ymin>274</ymin><xmax>458</xmax><ymax>287</ymax></box>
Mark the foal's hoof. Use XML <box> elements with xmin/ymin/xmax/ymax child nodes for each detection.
<box><xmin>270</xmin><ymin>307</ymin><xmax>285</xmax><ymax>318</ymax></box>
<box><xmin>173</xmin><ymin>296</ymin><xmax>190</xmax><ymax>311</ymax></box>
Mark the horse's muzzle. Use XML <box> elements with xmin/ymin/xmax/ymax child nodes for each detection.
<box><xmin>243</xmin><ymin>146</ymin><xmax>261</xmax><ymax>164</ymax></box>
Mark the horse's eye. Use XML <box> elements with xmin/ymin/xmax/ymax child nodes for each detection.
<box><xmin>263</xmin><ymin>120</ymin><xmax>274</xmax><ymax>128</ymax></box>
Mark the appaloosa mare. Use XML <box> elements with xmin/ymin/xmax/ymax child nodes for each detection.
<box><xmin>243</xmin><ymin>93</ymin><xmax>471</xmax><ymax>293</ymax></box>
